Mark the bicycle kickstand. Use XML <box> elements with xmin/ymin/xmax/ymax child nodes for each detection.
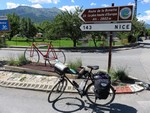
<box><xmin>45</xmin><ymin>60</ymin><xmax>47</xmax><ymax>66</ymax></box>
<box><xmin>45</xmin><ymin>60</ymin><xmax>52</xmax><ymax>67</ymax></box>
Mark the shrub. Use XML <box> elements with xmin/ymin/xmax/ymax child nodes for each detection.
<box><xmin>7</xmin><ymin>57</ymin><xmax>18</xmax><ymax>66</ymax></box>
<box><xmin>7</xmin><ymin>54</ymin><xmax>31</xmax><ymax>66</ymax></box>
<box><xmin>67</xmin><ymin>58</ymin><xmax>82</xmax><ymax>70</ymax></box>
<box><xmin>17</xmin><ymin>54</ymin><xmax>31</xmax><ymax>66</ymax></box>
<box><xmin>109</xmin><ymin>67</ymin><xmax>129</xmax><ymax>82</ymax></box>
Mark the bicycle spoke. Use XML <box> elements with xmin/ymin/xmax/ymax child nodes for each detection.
<box><xmin>86</xmin><ymin>83</ymin><xmax>115</xmax><ymax>106</ymax></box>
<box><xmin>24</xmin><ymin>47</ymin><xmax>40</xmax><ymax>63</ymax></box>
<box><xmin>48</xmin><ymin>50</ymin><xmax>66</xmax><ymax>64</ymax></box>
<box><xmin>48</xmin><ymin>79</ymin><xmax>67</xmax><ymax>103</ymax></box>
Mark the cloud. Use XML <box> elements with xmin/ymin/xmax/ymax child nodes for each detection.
<box><xmin>6</xmin><ymin>2</ymin><xmax>43</xmax><ymax>9</ymax></box>
<box><xmin>101</xmin><ymin>4</ymin><xmax>110</xmax><ymax>7</ymax></box>
<box><xmin>6</xmin><ymin>2</ymin><xmax>20</xmax><ymax>9</ymax></box>
<box><xmin>138</xmin><ymin>10</ymin><xmax>150</xmax><ymax>23</ymax></box>
<box><xmin>128</xmin><ymin>2</ymin><xmax>135</xmax><ymax>6</ymax></box>
<box><xmin>141</xmin><ymin>0</ymin><xmax>150</xmax><ymax>3</ymax></box>
<box><xmin>31</xmin><ymin>4</ymin><xmax>43</xmax><ymax>8</ymax></box>
<box><xmin>90</xmin><ymin>2</ymin><xmax>96</xmax><ymax>6</ymax></box>
<box><xmin>71</xmin><ymin>0</ymin><xmax>75</xmax><ymax>3</ymax></box>
<box><xmin>59</xmin><ymin>5</ymin><xmax>79</xmax><ymax>12</ymax></box>
<box><xmin>28</xmin><ymin>0</ymin><xmax>60</xmax><ymax>4</ymax></box>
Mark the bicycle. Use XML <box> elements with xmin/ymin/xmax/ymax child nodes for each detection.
<box><xmin>48</xmin><ymin>63</ymin><xmax>116</xmax><ymax>106</ymax></box>
<box><xmin>24</xmin><ymin>41</ymin><xmax>66</xmax><ymax>66</ymax></box>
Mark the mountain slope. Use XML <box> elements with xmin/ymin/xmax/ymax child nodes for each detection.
<box><xmin>145</xmin><ymin>24</ymin><xmax>150</xmax><ymax>29</ymax></box>
<box><xmin>0</xmin><ymin>6</ymin><xmax>61</xmax><ymax>23</ymax></box>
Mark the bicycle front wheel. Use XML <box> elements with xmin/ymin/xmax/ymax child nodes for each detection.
<box><xmin>24</xmin><ymin>47</ymin><xmax>40</xmax><ymax>63</ymax></box>
<box><xmin>48</xmin><ymin>50</ymin><xmax>66</xmax><ymax>64</ymax></box>
<box><xmin>48</xmin><ymin>79</ymin><xmax>67</xmax><ymax>103</ymax></box>
<box><xmin>86</xmin><ymin>83</ymin><xmax>115</xmax><ymax>106</ymax></box>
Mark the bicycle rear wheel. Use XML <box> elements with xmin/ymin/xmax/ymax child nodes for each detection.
<box><xmin>48</xmin><ymin>79</ymin><xmax>67</xmax><ymax>103</ymax></box>
<box><xmin>24</xmin><ymin>47</ymin><xmax>40</xmax><ymax>63</ymax></box>
<box><xmin>48</xmin><ymin>50</ymin><xmax>66</xmax><ymax>64</ymax></box>
<box><xmin>86</xmin><ymin>83</ymin><xmax>115</xmax><ymax>106</ymax></box>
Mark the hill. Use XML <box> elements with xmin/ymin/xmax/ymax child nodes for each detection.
<box><xmin>0</xmin><ymin>6</ymin><xmax>61</xmax><ymax>23</ymax></box>
<box><xmin>145</xmin><ymin>24</ymin><xmax>150</xmax><ymax>29</ymax></box>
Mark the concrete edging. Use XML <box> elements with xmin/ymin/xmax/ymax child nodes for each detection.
<box><xmin>0</xmin><ymin>65</ymin><xmax>145</xmax><ymax>93</ymax></box>
<box><xmin>4</xmin><ymin>65</ymin><xmax>78</xmax><ymax>79</ymax></box>
<box><xmin>4</xmin><ymin>65</ymin><xmax>58</xmax><ymax>76</ymax></box>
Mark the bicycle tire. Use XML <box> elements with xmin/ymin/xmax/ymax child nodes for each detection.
<box><xmin>86</xmin><ymin>83</ymin><xmax>115</xmax><ymax>106</ymax></box>
<box><xmin>48</xmin><ymin>79</ymin><xmax>67</xmax><ymax>103</ymax></box>
<box><xmin>24</xmin><ymin>47</ymin><xmax>40</xmax><ymax>63</ymax></box>
<box><xmin>48</xmin><ymin>50</ymin><xmax>66</xmax><ymax>64</ymax></box>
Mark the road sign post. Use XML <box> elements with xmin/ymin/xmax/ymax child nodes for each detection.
<box><xmin>79</xmin><ymin>4</ymin><xmax>134</xmax><ymax>72</ymax></box>
<box><xmin>108</xmin><ymin>3</ymin><xmax>114</xmax><ymax>72</ymax></box>
<box><xmin>0</xmin><ymin>16</ymin><xmax>10</xmax><ymax>47</ymax></box>
<box><xmin>0</xmin><ymin>16</ymin><xmax>10</xmax><ymax>32</ymax></box>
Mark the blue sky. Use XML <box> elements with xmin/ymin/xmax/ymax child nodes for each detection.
<box><xmin>0</xmin><ymin>0</ymin><xmax>150</xmax><ymax>24</ymax></box>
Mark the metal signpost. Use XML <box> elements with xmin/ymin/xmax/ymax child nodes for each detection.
<box><xmin>79</xmin><ymin>4</ymin><xmax>134</xmax><ymax>71</ymax></box>
<box><xmin>0</xmin><ymin>16</ymin><xmax>10</xmax><ymax>47</ymax></box>
<box><xmin>0</xmin><ymin>16</ymin><xmax>10</xmax><ymax>32</ymax></box>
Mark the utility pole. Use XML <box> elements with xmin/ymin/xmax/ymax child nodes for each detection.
<box><xmin>134</xmin><ymin>0</ymin><xmax>137</xmax><ymax>17</ymax></box>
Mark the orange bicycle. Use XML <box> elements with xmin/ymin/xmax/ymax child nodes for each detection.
<box><xmin>24</xmin><ymin>41</ymin><xmax>66</xmax><ymax>65</ymax></box>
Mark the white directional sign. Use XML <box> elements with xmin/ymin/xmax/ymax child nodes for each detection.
<box><xmin>80</xmin><ymin>23</ymin><xmax>132</xmax><ymax>31</ymax></box>
<box><xmin>0</xmin><ymin>16</ymin><xmax>7</xmax><ymax>20</ymax></box>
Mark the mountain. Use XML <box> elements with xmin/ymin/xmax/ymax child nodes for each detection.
<box><xmin>145</xmin><ymin>24</ymin><xmax>150</xmax><ymax>29</ymax></box>
<box><xmin>0</xmin><ymin>6</ymin><xmax>61</xmax><ymax>23</ymax></box>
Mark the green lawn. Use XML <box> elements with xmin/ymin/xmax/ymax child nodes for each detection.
<box><xmin>6</xmin><ymin>37</ymin><xmax>124</xmax><ymax>47</ymax></box>
<box><xmin>6</xmin><ymin>37</ymin><xmax>74</xmax><ymax>47</ymax></box>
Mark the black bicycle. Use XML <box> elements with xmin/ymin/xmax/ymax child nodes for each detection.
<box><xmin>48</xmin><ymin>63</ymin><xmax>115</xmax><ymax>106</ymax></box>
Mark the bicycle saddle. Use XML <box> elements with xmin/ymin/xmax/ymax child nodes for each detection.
<box><xmin>87</xmin><ymin>65</ymin><xmax>99</xmax><ymax>70</ymax></box>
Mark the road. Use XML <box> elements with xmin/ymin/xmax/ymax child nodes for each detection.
<box><xmin>65</xmin><ymin>43</ymin><xmax>150</xmax><ymax>83</ymax></box>
<box><xmin>1</xmin><ymin>40</ymin><xmax>150</xmax><ymax>83</ymax></box>
<box><xmin>0</xmin><ymin>87</ymin><xmax>150</xmax><ymax>113</ymax></box>
<box><xmin>0</xmin><ymin>40</ymin><xmax>150</xmax><ymax>113</ymax></box>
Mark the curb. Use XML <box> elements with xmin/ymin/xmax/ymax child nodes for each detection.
<box><xmin>0</xmin><ymin>43</ymin><xmax>139</xmax><ymax>52</ymax></box>
<box><xmin>0</xmin><ymin>68</ymin><xmax>145</xmax><ymax>94</ymax></box>
<box><xmin>0</xmin><ymin>79</ymin><xmax>144</xmax><ymax>94</ymax></box>
<box><xmin>4</xmin><ymin>65</ymin><xmax>58</xmax><ymax>76</ymax></box>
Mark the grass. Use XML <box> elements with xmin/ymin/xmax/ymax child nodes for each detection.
<box><xmin>7</xmin><ymin>54</ymin><xmax>31</xmax><ymax>66</ymax></box>
<box><xmin>5</xmin><ymin>37</ymin><xmax>124</xmax><ymax>47</ymax></box>
<box><xmin>67</xmin><ymin>58</ymin><xmax>82</xmax><ymax>70</ymax></box>
<box><xmin>109</xmin><ymin>67</ymin><xmax>130</xmax><ymax>84</ymax></box>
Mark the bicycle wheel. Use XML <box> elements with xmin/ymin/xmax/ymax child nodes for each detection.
<box><xmin>48</xmin><ymin>50</ymin><xmax>66</xmax><ymax>64</ymax></box>
<box><xmin>24</xmin><ymin>47</ymin><xmax>40</xmax><ymax>63</ymax></box>
<box><xmin>48</xmin><ymin>79</ymin><xmax>67</xmax><ymax>103</ymax></box>
<box><xmin>86</xmin><ymin>83</ymin><xmax>115</xmax><ymax>106</ymax></box>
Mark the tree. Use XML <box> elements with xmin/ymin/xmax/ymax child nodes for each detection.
<box><xmin>117</xmin><ymin>17</ymin><xmax>146</xmax><ymax>43</ymax></box>
<box><xmin>52</xmin><ymin>7</ymin><xmax>83</xmax><ymax>47</ymax></box>
<box><xmin>19</xmin><ymin>17</ymin><xmax>37</xmax><ymax>40</ymax></box>
<box><xmin>7</xmin><ymin>13</ymin><xmax>20</xmax><ymax>41</ymax></box>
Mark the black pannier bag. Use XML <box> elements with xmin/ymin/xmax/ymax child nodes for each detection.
<box><xmin>94</xmin><ymin>72</ymin><xmax>111</xmax><ymax>99</ymax></box>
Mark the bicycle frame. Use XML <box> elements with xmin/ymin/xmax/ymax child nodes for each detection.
<box><xmin>31</xmin><ymin>42</ymin><xmax>58</xmax><ymax>60</ymax></box>
<box><xmin>60</xmin><ymin>71</ymin><xmax>94</xmax><ymax>97</ymax></box>
<box><xmin>48</xmin><ymin>64</ymin><xmax>116</xmax><ymax>106</ymax></box>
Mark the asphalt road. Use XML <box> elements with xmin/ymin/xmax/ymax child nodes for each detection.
<box><xmin>65</xmin><ymin>42</ymin><xmax>150</xmax><ymax>83</ymax></box>
<box><xmin>0</xmin><ymin>40</ymin><xmax>150</xmax><ymax>113</ymax></box>
<box><xmin>0</xmin><ymin>87</ymin><xmax>150</xmax><ymax>113</ymax></box>
<box><xmin>0</xmin><ymin>40</ymin><xmax>150</xmax><ymax>83</ymax></box>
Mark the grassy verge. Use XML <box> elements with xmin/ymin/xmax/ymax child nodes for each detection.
<box><xmin>6</xmin><ymin>37</ymin><xmax>124</xmax><ymax>47</ymax></box>
<box><xmin>7</xmin><ymin>54</ymin><xmax>31</xmax><ymax>66</ymax></box>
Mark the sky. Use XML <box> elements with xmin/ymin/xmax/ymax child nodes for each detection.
<box><xmin>0</xmin><ymin>0</ymin><xmax>150</xmax><ymax>24</ymax></box>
